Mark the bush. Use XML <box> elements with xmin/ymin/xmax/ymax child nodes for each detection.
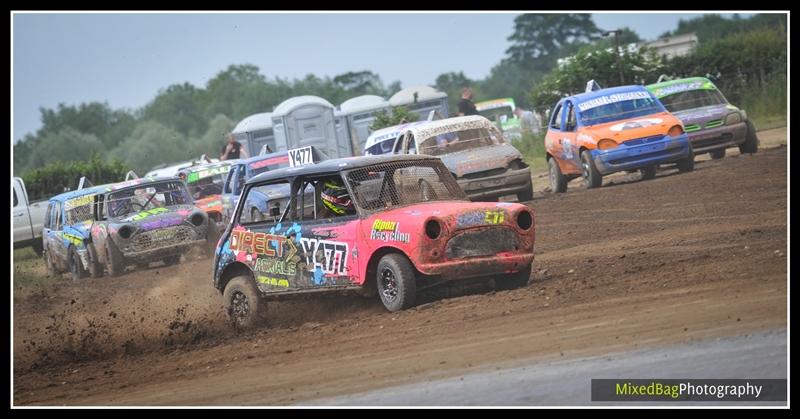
<box><xmin>369</xmin><ymin>106</ymin><xmax>419</xmax><ymax>131</ymax></box>
<box><xmin>511</xmin><ymin>132</ymin><xmax>548</xmax><ymax>173</ymax></box>
<box><xmin>21</xmin><ymin>153</ymin><xmax>131</xmax><ymax>202</ymax></box>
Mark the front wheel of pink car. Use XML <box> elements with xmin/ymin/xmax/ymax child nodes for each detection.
<box><xmin>376</xmin><ymin>254</ymin><xmax>417</xmax><ymax>312</ymax></box>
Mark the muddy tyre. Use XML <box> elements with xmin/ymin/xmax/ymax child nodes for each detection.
<box><xmin>223</xmin><ymin>276</ymin><xmax>265</xmax><ymax>330</ymax></box>
<box><xmin>676</xmin><ymin>146</ymin><xmax>695</xmax><ymax>173</ymax></box>
<box><xmin>44</xmin><ymin>249</ymin><xmax>58</xmax><ymax>277</ymax></box>
<box><xmin>376</xmin><ymin>253</ymin><xmax>417</xmax><ymax>312</ymax></box>
<box><xmin>580</xmin><ymin>150</ymin><xmax>602</xmax><ymax>189</ymax></box>
<box><xmin>709</xmin><ymin>148</ymin><xmax>726</xmax><ymax>160</ymax></box>
<box><xmin>740</xmin><ymin>120</ymin><xmax>759</xmax><ymax>154</ymax></box>
<box><xmin>496</xmin><ymin>264</ymin><xmax>532</xmax><ymax>291</ymax></box>
<box><xmin>69</xmin><ymin>247</ymin><xmax>87</xmax><ymax>281</ymax></box>
<box><xmin>640</xmin><ymin>165</ymin><xmax>657</xmax><ymax>180</ymax></box>
<box><xmin>549</xmin><ymin>158</ymin><xmax>567</xmax><ymax>193</ymax></box>
<box><xmin>517</xmin><ymin>183</ymin><xmax>534</xmax><ymax>202</ymax></box>
<box><xmin>105</xmin><ymin>239</ymin><xmax>125</xmax><ymax>277</ymax></box>
<box><xmin>162</xmin><ymin>255</ymin><xmax>181</xmax><ymax>266</ymax></box>
<box><xmin>87</xmin><ymin>245</ymin><xmax>104</xmax><ymax>278</ymax></box>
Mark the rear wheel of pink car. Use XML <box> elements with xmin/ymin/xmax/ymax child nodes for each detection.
<box><xmin>709</xmin><ymin>149</ymin><xmax>726</xmax><ymax>159</ymax></box>
<box><xmin>496</xmin><ymin>264</ymin><xmax>532</xmax><ymax>291</ymax></box>
<box><xmin>580</xmin><ymin>150</ymin><xmax>602</xmax><ymax>189</ymax></box>
<box><xmin>376</xmin><ymin>254</ymin><xmax>416</xmax><ymax>312</ymax></box>
<box><xmin>548</xmin><ymin>158</ymin><xmax>567</xmax><ymax>193</ymax></box>
<box><xmin>223</xmin><ymin>276</ymin><xmax>265</xmax><ymax>330</ymax></box>
<box><xmin>44</xmin><ymin>249</ymin><xmax>58</xmax><ymax>277</ymax></box>
<box><xmin>87</xmin><ymin>245</ymin><xmax>104</xmax><ymax>278</ymax></box>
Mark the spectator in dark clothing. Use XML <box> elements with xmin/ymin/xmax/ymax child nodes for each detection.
<box><xmin>220</xmin><ymin>134</ymin><xmax>249</xmax><ymax>161</ymax></box>
<box><xmin>457</xmin><ymin>87</ymin><xmax>478</xmax><ymax>116</ymax></box>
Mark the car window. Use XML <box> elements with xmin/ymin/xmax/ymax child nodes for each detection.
<box><xmin>233</xmin><ymin>165</ymin><xmax>247</xmax><ymax>196</ymax></box>
<box><xmin>565</xmin><ymin>102</ymin><xmax>577</xmax><ymax>132</ymax></box>
<box><xmin>237</xmin><ymin>180</ymin><xmax>292</xmax><ymax>226</ymax></box>
<box><xmin>223</xmin><ymin>167</ymin><xmax>235</xmax><ymax>194</ymax></box>
<box><xmin>44</xmin><ymin>202</ymin><xmax>53</xmax><ymax>229</ymax></box>
<box><xmin>53</xmin><ymin>202</ymin><xmax>63</xmax><ymax>231</ymax></box>
<box><xmin>550</xmin><ymin>104</ymin><xmax>563</xmax><ymax>130</ymax></box>
<box><xmin>106</xmin><ymin>181</ymin><xmax>191</xmax><ymax>219</ymax></box>
<box><xmin>307</xmin><ymin>175</ymin><xmax>356</xmax><ymax>219</ymax></box>
<box><xmin>13</xmin><ymin>190</ymin><xmax>18</xmax><ymax>207</ymax></box>
<box><xmin>347</xmin><ymin>160</ymin><xmax>466</xmax><ymax>213</ymax></box>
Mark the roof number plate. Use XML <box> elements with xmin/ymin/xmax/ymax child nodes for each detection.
<box><xmin>288</xmin><ymin>146</ymin><xmax>314</xmax><ymax>168</ymax></box>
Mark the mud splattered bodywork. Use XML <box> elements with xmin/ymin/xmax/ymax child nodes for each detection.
<box><xmin>43</xmin><ymin>186</ymin><xmax>108</xmax><ymax>276</ymax></box>
<box><xmin>179</xmin><ymin>160</ymin><xmax>234</xmax><ymax>228</ymax></box>
<box><xmin>369</xmin><ymin>116</ymin><xmax>533</xmax><ymax>202</ymax></box>
<box><xmin>90</xmin><ymin>178</ymin><xmax>213</xmax><ymax>270</ymax></box>
<box><xmin>213</xmin><ymin>154</ymin><xmax>535</xmax><ymax>300</ymax></box>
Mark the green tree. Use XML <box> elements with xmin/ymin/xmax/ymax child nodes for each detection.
<box><xmin>26</xmin><ymin>127</ymin><xmax>106</xmax><ymax>170</ymax></box>
<box><xmin>142</xmin><ymin>82</ymin><xmax>209</xmax><ymax>137</ymax></box>
<box><xmin>333</xmin><ymin>70</ymin><xmax>386</xmax><ymax>97</ymax></box>
<box><xmin>369</xmin><ymin>106</ymin><xmax>419</xmax><ymax>131</ymax></box>
<box><xmin>528</xmin><ymin>45</ymin><xmax>665</xmax><ymax>112</ymax></box>
<box><xmin>505</xmin><ymin>14</ymin><xmax>601</xmax><ymax>69</ymax></box>
<box><xmin>190</xmin><ymin>114</ymin><xmax>236</xmax><ymax>158</ymax></box>
<box><xmin>110</xmin><ymin>121</ymin><xmax>188</xmax><ymax>174</ymax></box>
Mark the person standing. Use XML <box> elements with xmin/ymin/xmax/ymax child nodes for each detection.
<box><xmin>457</xmin><ymin>87</ymin><xmax>479</xmax><ymax>116</ymax></box>
<box><xmin>220</xmin><ymin>134</ymin><xmax>249</xmax><ymax>161</ymax></box>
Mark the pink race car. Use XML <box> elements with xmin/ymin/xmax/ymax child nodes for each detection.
<box><xmin>212</xmin><ymin>153</ymin><xmax>535</xmax><ymax>328</ymax></box>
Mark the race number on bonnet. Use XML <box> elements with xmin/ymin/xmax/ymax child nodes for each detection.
<box><xmin>288</xmin><ymin>146</ymin><xmax>314</xmax><ymax>167</ymax></box>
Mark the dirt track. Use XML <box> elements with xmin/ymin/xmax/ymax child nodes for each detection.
<box><xmin>13</xmin><ymin>139</ymin><xmax>788</xmax><ymax>405</ymax></box>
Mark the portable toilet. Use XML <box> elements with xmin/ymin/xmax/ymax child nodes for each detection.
<box><xmin>338</xmin><ymin>95</ymin><xmax>392</xmax><ymax>155</ymax></box>
<box><xmin>271</xmin><ymin>96</ymin><xmax>351</xmax><ymax>158</ymax></box>
<box><xmin>231</xmin><ymin>112</ymin><xmax>275</xmax><ymax>157</ymax></box>
<box><xmin>333</xmin><ymin>109</ymin><xmax>354</xmax><ymax>158</ymax></box>
<box><xmin>389</xmin><ymin>85</ymin><xmax>449</xmax><ymax>120</ymax></box>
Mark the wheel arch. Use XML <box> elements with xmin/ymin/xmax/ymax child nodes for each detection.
<box><xmin>362</xmin><ymin>246</ymin><xmax>415</xmax><ymax>296</ymax></box>
<box><xmin>216</xmin><ymin>261</ymin><xmax>255</xmax><ymax>293</ymax></box>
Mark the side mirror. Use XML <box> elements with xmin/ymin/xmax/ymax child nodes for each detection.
<box><xmin>270</xmin><ymin>204</ymin><xmax>281</xmax><ymax>217</ymax></box>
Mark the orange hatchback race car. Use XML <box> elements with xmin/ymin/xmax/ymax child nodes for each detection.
<box><xmin>544</xmin><ymin>85</ymin><xmax>695</xmax><ymax>192</ymax></box>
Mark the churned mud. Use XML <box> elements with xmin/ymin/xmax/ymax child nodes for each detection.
<box><xmin>13</xmin><ymin>143</ymin><xmax>787</xmax><ymax>405</ymax></box>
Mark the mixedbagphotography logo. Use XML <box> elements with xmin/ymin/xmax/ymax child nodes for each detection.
<box><xmin>591</xmin><ymin>379</ymin><xmax>787</xmax><ymax>402</ymax></box>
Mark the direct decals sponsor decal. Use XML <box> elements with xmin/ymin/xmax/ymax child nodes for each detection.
<box><xmin>578</xmin><ymin>91</ymin><xmax>651</xmax><ymax>112</ymax></box>
<box><xmin>229</xmin><ymin>229</ymin><xmax>298</xmax><ymax>259</ymax></box>
<box><xmin>257</xmin><ymin>276</ymin><xmax>290</xmax><ymax>287</ymax></box>
<box><xmin>609</xmin><ymin>118</ymin><xmax>664</xmax><ymax>132</ymax></box>
<box><xmin>370</xmin><ymin>219</ymin><xmax>410</xmax><ymax>244</ymax></box>
<box><xmin>254</xmin><ymin>257</ymin><xmax>297</xmax><ymax>276</ymax></box>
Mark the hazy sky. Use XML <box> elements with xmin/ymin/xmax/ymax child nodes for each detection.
<box><xmin>12</xmin><ymin>12</ymin><xmax>752</xmax><ymax>141</ymax></box>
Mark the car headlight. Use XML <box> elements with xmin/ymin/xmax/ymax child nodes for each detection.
<box><xmin>725</xmin><ymin>112</ymin><xmax>742</xmax><ymax>125</ymax></box>
<box><xmin>597</xmin><ymin>139</ymin><xmax>618</xmax><ymax>150</ymax></box>
<box><xmin>668</xmin><ymin>125</ymin><xmax>684</xmax><ymax>137</ymax></box>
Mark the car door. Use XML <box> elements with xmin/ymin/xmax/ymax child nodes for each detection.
<box><xmin>42</xmin><ymin>201</ymin><xmax>57</xmax><ymax>261</ymax></box>
<box><xmin>221</xmin><ymin>164</ymin><xmax>239</xmax><ymax>223</ymax></box>
<box><xmin>544</xmin><ymin>101</ymin><xmax>565</xmax><ymax>165</ymax></box>
<box><xmin>50</xmin><ymin>201</ymin><xmax>68</xmax><ymax>269</ymax></box>
<box><xmin>559</xmin><ymin>100</ymin><xmax>581</xmax><ymax>173</ymax></box>
<box><xmin>291</xmin><ymin>174</ymin><xmax>360</xmax><ymax>288</ymax></box>
<box><xmin>12</xmin><ymin>181</ymin><xmax>33</xmax><ymax>243</ymax></box>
